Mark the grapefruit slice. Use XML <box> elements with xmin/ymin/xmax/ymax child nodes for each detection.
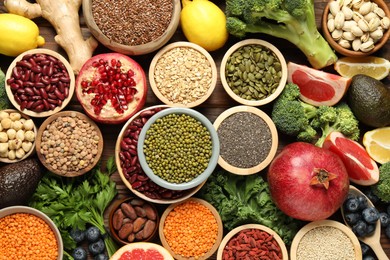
<box><xmin>287</xmin><ymin>62</ymin><xmax>351</xmax><ymax>106</ymax></box>
<box><xmin>322</xmin><ymin>131</ymin><xmax>379</xmax><ymax>186</ymax></box>
<box><xmin>111</xmin><ymin>242</ymin><xmax>174</xmax><ymax>260</ymax></box>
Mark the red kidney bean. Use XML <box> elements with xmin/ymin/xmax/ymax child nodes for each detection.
<box><xmin>39</xmin><ymin>88</ymin><xmax>48</xmax><ymax>99</ymax></box>
<box><xmin>24</xmin><ymin>88</ymin><xmax>34</xmax><ymax>96</ymax></box>
<box><xmin>54</xmin><ymin>89</ymin><xmax>64</xmax><ymax>100</ymax></box>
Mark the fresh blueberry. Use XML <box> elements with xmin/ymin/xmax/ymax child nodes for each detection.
<box><xmin>94</xmin><ymin>253</ymin><xmax>109</xmax><ymax>260</ymax></box>
<box><xmin>360</xmin><ymin>242</ymin><xmax>370</xmax><ymax>255</ymax></box>
<box><xmin>362</xmin><ymin>207</ymin><xmax>380</xmax><ymax>224</ymax></box>
<box><xmin>363</xmin><ymin>256</ymin><xmax>376</xmax><ymax>260</ymax></box>
<box><xmin>353</xmin><ymin>220</ymin><xmax>368</xmax><ymax>237</ymax></box>
<box><xmin>366</xmin><ymin>224</ymin><xmax>376</xmax><ymax>236</ymax></box>
<box><xmin>88</xmin><ymin>238</ymin><xmax>105</xmax><ymax>256</ymax></box>
<box><xmin>345</xmin><ymin>212</ymin><xmax>361</xmax><ymax>225</ymax></box>
<box><xmin>385</xmin><ymin>225</ymin><xmax>390</xmax><ymax>239</ymax></box>
<box><xmin>357</xmin><ymin>195</ymin><xmax>368</xmax><ymax>210</ymax></box>
<box><xmin>344</xmin><ymin>197</ymin><xmax>360</xmax><ymax>212</ymax></box>
<box><xmin>86</xmin><ymin>226</ymin><xmax>101</xmax><ymax>243</ymax></box>
<box><xmin>70</xmin><ymin>228</ymin><xmax>86</xmax><ymax>244</ymax></box>
<box><xmin>364</xmin><ymin>189</ymin><xmax>379</xmax><ymax>204</ymax></box>
<box><xmin>379</xmin><ymin>212</ymin><xmax>390</xmax><ymax>228</ymax></box>
<box><xmin>72</xmin><ymin>247</ymin><xmax>87</xmax><ymax>260</ymax></box>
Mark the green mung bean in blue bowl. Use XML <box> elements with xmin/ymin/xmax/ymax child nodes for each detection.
<box><xmin>137</xmin><ymin>107</ymin><xmax>220</xmax><ymax>190</ymax></box>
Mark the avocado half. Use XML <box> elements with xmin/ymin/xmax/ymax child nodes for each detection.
<box><xmin>347</xmin><ymin>75</ymin><xmax>390</xmax><ymax>128</ymax></box>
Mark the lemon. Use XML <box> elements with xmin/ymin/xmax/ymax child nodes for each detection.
<box><xmin>363</xmin><ymin>127</ymin><xmax>390</xmax><ymax>164</ymax></box>
<box><xmin>334</xmin><ymin>56</ymin><xmax>390</xmax><ymax>80</ymax></box>
<box><xmin>180</xmin><ymin>0</ymin><xmax>228</xmax><ymax>52</ymax></box>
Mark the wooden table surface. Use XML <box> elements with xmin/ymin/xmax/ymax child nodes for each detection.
<box><xmin>1</xmin><ymin>0</ymin><xmax>390</xmax><ymax>259</ymax></box>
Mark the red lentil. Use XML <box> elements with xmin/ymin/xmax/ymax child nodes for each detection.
<box><xmin>0</xmin><ymin>213</ymin><xmax>59</xmax><ymax>260</ymax></box>
<box><xmin>163</xmin><ymin>200</ymin><xmax>218</xmax><ymax>258</ymax></box>
<box><xmin>222</xmin><ymin>229</ymin><xmax>283</xmax><ymax>260</ymax></box>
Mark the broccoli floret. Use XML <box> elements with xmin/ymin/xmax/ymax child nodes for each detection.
<box><xmin>372</xmin><ymin>162</ymin><xmax>390</xmax><ymax>203</ymax></box>
<box><xmin>271</xmin><ymin>83</ymin><xmax>317</xmax><ymax>142</ymax></box>
<box><xmin>225</xmin><ymin>0</ymin><xmax>338</xmax><ymax>69</ymax></box>
<box><xmin>0</xmin><ymin>69</ymin><xmax>11</xmax><ymax>110</ymax></box>
<box><xmin>313</xmin><ymin>102</ymin><xmax>360</xmax><ymax>147</ymax></box>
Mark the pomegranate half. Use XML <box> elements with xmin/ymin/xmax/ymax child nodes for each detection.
<box><xmin>111</xmin><ymin>242</ymin><xmax>173</xmax><ymax>260</ymax></box>
<box><xmin>267</xmin><ymin>142</ymin><xmax>350</xmax><ymax>221</ymax></box>
<box><xmin>75</xmin><ymin>53</ymin><xmax>147</xmax><ymax>124</ymax></box>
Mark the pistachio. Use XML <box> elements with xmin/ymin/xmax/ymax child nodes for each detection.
<box><xmin>370</xmin><ymin>28</ymin><xmax>383</xmax><ymax>42</ymax></box>
<box><xmin>381</xmin><ymin>17</ymin><xmax>390</xmax><ymax>30</ymax></box>
<box><xmin>338</xmin><ymin>39</ymin><xmax>351</xmax><ymax>49</ymax></box>
<box><xmin>327</xmin><ymin>18</ymin><xmax>336</xmax><ymax>32</ymax></box>
<box><xmin>368</xmin><ymin>17</ymin><xmax>381</xmax><ymax>32</ymax></box>
<box><xmin>352</xmin><ymin>38</ymin><xmax>362</xmax><ymax>51</ymax></box>
<box><xmin>329</xmin><ymin>1</ymin><xmax>341</xmax><ymax>16</ymax></box>
<box><xmin>335</xmin><ymin>12</ymin><xmax>345</xmax><ymax>29</ymax></box>
<box><xmin>341</xmin><ymin>0</ymin><xmax>352</xmax><ymax>7</ymax></box>
<box><xmin>360</xmin><ymin>32</ymin><xmax>371</xmax><ymax>42</ymax></box>
<box><xmin>352</xmin><ymin>11</ymin><xmax>364</xmax><ymax>23</ymax></box>
<box><xmin>351</xmin><ymin>25</ymin><xmax>364</xmax><ymax>36</ymax></box>
<box><xmin>342</xmin><ymin>31</ymin><xmax>356</xmax><ymax>41</ymax></box>
<box><xmin>373</xmin><ymin>6</ymin><xmax>386</xmax><ymax>18</ymax></box>
<box><xmin>358</xmin><ymin>18</ymin><xmax>370</xmax><ymax>32</ymax></box>
<box><xmin>342</xmin><ymin>6</ymin><xmax>353</xmax><ymax>20</ymax></box>
<box><xmin>352</xmin><ymin>0</ymin><xmax>364</xmax><ymax>10</ymax></box>
<box><xmin>342</xmin><ymin>20</ymin><xmax>357</xmax><ymax>31</ymax></box>
<box><xmin>360</xmin><ymin>40</ymin><xmax>375</xmax><ymax>52</ymax></box>
<box><xmin>358</xmin><ymin>2</ymin><xmax>372</xmax><ymax>16</ymax></box>
<box><xmin>364</xmin><ymin>12</ymin><xmax>378</xmax><ymax>23</ymax></box>
<box><xmin>332</xmin><ymin>29</ymin><xmax>344</xmax><ymax>40</ymax></box>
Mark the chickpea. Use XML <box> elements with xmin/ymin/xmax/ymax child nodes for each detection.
<box><xmin>24</xmin><ymin>131</ymin><xmax>35</xmax><ymax>142</ymax></box>
<box><xmin>0</xmin><ymin>143</ymin><xmax>8</xmax><ymax>153</ymax></box>
<box><xmin>0</xmin><ymin>132</ymin><xmax>8</xmax><ymax>143</ymax></box>
<box><xmin>15</xmin><ymin>148</ymin><xmax>25</xmax><ymax>159</ymax></box>
<box><xmin>7</xmin><ymin>129</ymin><xmax>16</xmax><ymax>140</ymax></box>
<box><xmin>22</xmin><ymin>142</ymin><xmax>33</xmax><ymax>153</ymax></box>
<box><xmin>11</xmin><ymin>121</ymin><xmax>23</xmax><ymax>131</ymax></box>
<box><xmin>23</xmin><ymin>119</ymin><xmax>34</xmax><ymax>131</ymax></box>
<box><xmin>16</xmin><ymin>129</ymin><xmax>25</xmax><ymax>141</ymax></box>
<box><xmin>9</xmin><ymin>112</ymin><xmax>21</xmax><ymax>121</ymax></box>
<box><xmin>7</xmin><ymin>149</ymin><xmax>15</xmax><ymax>160</ymax></box>
<box><xmin>0</xmin><ymin>111</ymin><xmax>9</xmax><ymax>121</ymax></box>
<box><xmin>1</xmin><ymin>118</ymin><xmax>12</xmax><ymax>129</ymax></box>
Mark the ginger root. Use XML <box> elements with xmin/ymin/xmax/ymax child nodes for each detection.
<box><xmin>4</xmin><ymin>0</ymin><xmax>98</xmax><ymax>74</ymax></box>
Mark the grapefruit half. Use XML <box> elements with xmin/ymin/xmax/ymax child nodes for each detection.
<box><xmin>111</xmin><ymin>242</ymin><xmax>174</xmax><ymax>260</ymax></box>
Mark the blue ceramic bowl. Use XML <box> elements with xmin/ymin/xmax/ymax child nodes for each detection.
<box><xmin>137</xmin><ymin>107</ymin><xmax>220</xmax><ymax>190</ymax></box>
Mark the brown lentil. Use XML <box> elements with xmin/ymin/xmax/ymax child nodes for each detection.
<box><xmin>0</xmin><ymin>213</ymin><xmax>58</xmax><ymax>260</ymax></box>
<box><xmin>163</xmin><ymin>200</ymin><xmax>218</xmax><ymax>258</ymax></box>
<box><xmin>92</xmin><ymin>0</ymin><xmax>173</xmax><ymax>46</ymax></box>
<box><xmin>217</xmin><ymin>112</ymin><xmax>272</xmax><ymax>168</ymax></box>
<box><xmin>154</xmin><ymin>47</ymin><xmax>213</xmax><ymax>105</ymax></box>
<box><xmin>225</xmin><ymin>44</ymin><xmax>282</xmax><ymax>101</ymax></box>
<box><xmin>39</xmin><ymin>112</ymin><xmax>100</xmax><ymax>174</ymax></box>
<box><xmin>296</xmin><ymin>226</ymin><xmax>355</xmax><ymax>260</ymax></box>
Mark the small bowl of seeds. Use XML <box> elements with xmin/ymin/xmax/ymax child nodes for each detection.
<box><xmin>290</xmin><ymin>219</ymin><xmax>362</xmax><ymax>260</ymax></box>
<box><xmin>116</xmin><ymin>105</ymin><xmax>207</xmax><ymax>204</ymax></box>
<box><xmin>0</xmin><ymin>109</ymin><xmax>37</xmax><ymax>163</ymax></box>
<box><xmin>109</xmin><ymin>197</ymin><xmax>159</xmax><ymax>246</ymax></box>
<box><xmin>149</xmin><ymin>42</ymin><xmax>218</xmax><ymax>107</ymax></box>
<box><xmin>213</xmin><ymin>105</ymin><xmax>278</xmax><ymax>175</ymax></box>
<box><xmin>159</xmin><ymin>198</ymin><xmax>223</xmax><ymax>260</ymax></box>
<box><xmin>322</xmin><ymin>0</ymin><xmax>390</xmax><ymax>56</ymax></box>
<box><xmin>137</xmin><ymin>107</ymin><xmax>219</xmax><ymax>191</ymax></box>
<box><xmin>5</xmin><ymin>49</ymin><xmax>75</xmax><ymax>118</ymax></box>
<box><xmin>216</xmin><ymin>224</ymin><xmax>288</xmax><ymax>260</ymax></box>
<box><xmin>82</xmin><ymin>0</ymin><xmax>181</xmax><ymax>56</ymax></box>
<box><xmin>35</xmin><ymin>110</ymin><xmax>103</xmax><ymax>177</ymax></box>
<box><xmin>220</xmin><ymin>39</ymin><xmax>288</xmax><ymax>106</ymax></box>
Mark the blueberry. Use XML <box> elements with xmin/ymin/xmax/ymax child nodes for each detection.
<box><xmin>386</xmin><ymin>225</ymin><xmax>390</xmax><ymax>239</ymax></box>
<box><xmin>379</xmin><ymin>212</ymin><xmax>390</xmax><ymax>228</ymax></box>
<box><xmin>70</xmin><ymin>228</ymin><xmax>86</xmax><ymax>244</ymax></box>
<box><xmin>362</xmin><ymin>207</ymin><xmax>380</xmax><ymax>224</ymax></box>
<box><xmin>345</xmin><ymin>212</ymin><xmax>361</xmax><ymax>225</ymax></box>
<box><xmin>94</xmin><ymin>253</ymin><xmax>109</xmax><ymax>260</ymax></box>
<box><xmin>357</xmin><ymin>195</ymin><xmax>368</xmax><ymax>210</ymax></box>
<box><xmin>353</xmin><ymin>220</ymin><xmax>368</xmax><ymax>237</ymax></box>
<box><xmin>366</xmin><ymin>224</ymin><xmax>376</xmax><ymax>236</ymax></box>
<box><xmin>86</xmin><ymin>226</ymin><xmax>101</xmax><ymax>243</ymax></box>
<box><xmin>364</xmin><ymin>189</ymin><xmax>379</xmax><ymax>204</ymax></box>
<box><xmin>88</xmin><ymin>238</ymin><xmax>105</xmax><ymax>256</ymax></box>
<box><xmin>344</xmin><ymin>197</ymin><xmax>360</xmax><ymax>212</ymax></box>
<box><xmin>363</xmin><ymin>256</ymin><xmax>376</xmax><ymax>260</ymax></box>
<box><xmin>360</xmin><ymin>242</ymin><xmax>370</xmax><ymax>255</ymax></box>
<box><xmin>72</xmin><ymin>247</ymin><xmax>87</xmax><ymax>260</ymax></box>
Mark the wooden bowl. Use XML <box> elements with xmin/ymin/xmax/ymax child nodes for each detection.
<box><xmin>108</xmin><ymin>197</ymin><xmax>159</xmax><ymax>246</ymax></box>
<box><xmin>216</xmin><ymin>224</ymin><xmax>288</xmax><ymax>260</ymax></box>
<box><xmin>115</xmin><ymin>105</ymin><xmax>206</xmax><ymax>204</ymax></box>
<box><xmin>290</xmin><ymin>220</ymin><xmax>362</xmax><ymax>260</ymax></box>
<box><xmin>5</xmin><ymin>49</ymin><xmax>75</xmax><ymax>118</ymax></box>
<box><xmin>159</xmin><ymin>198</ymin><xmax>223</xmax><ymax>260</ymax></box>
<box><xmin>149</xmin><ymin>42</ymin><xmax>218</xmax><ymax>108</ymax></box>
<box><xmin>213</xmin><ymin>105</ymin><xmax>278</xmax><ymax>175</ymax></box>
<box><xmin>322</xmin><ymin>0</ymin><xmax>390</xmax><ymax>57</ymax></box>
<box><xmin>82</xmin><ymin>0</ymin><xmax>181</xmax><ymax>56</ymax></box>
<box><xmin>220</xmin><ymin>39</ymin><xmax>287</xmax><ymax>106</ymax></box>
<box><xmin>35</xmin><ymin>111</ymin><xmax>103</xmax><ymax>177</ymax></box>
<box><xmin>0</xmin><ymin>205</ymin><xmax>63</xmax><ymax>260</ymax></box>
<box><xmin>0</xmin><ymin>109</ymin><xmax>37</xmax><ymax>163</ymax></box>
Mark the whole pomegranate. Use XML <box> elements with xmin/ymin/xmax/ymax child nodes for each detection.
<box><xmin>75</xmin><ymin>53</ymin><xmax>147</xmax><ymax>124</ymax></box>
<box><xmin>267</xmin><ymin>142</ymin><xmax>349</xmax><ymax>221</ymax></box>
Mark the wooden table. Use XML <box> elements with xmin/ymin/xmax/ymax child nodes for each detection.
<box><xmin>1</xmin><ymin>0</ymin><xmax>390</xmax><ymax>259</ymax></box>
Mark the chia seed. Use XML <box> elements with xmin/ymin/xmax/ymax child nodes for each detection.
<box><xmin>217</xmin><ymin>112</ymin><xmax>272</xmax><ymax>168</ymax></box>
<box><xmin>92</xmin><ymin>0</ymin><xmax>173</xmax><ymax>46</ymax></box>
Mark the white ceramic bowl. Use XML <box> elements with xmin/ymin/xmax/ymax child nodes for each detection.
<box><xmin>137</xmin><ymin>107</ymin><xmax>220</xmax><ymax>190</ymax></box>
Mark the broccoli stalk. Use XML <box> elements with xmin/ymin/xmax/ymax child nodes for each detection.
<box><xmin>225</xmin><ymin>0</ymin><xmax>338</xmax><ymax>69</ymax></box>
<box><xmin>372</xmin><ymin>162</ymin><xmax>390</xmax><ymax>203</ymax></box>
